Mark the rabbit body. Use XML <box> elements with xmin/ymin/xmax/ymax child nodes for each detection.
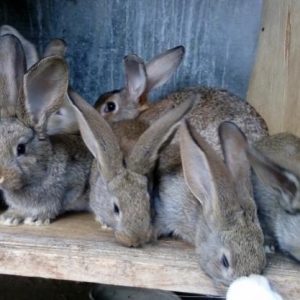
<box><xmin>248</xmin><ymin>133</ymin><xmax>300</xmax><ymax>261</ymax></box>
<box><xmin>139</xmin><ymin>87</ymin><xmax>268</xmax><ymax>155</ymax></box>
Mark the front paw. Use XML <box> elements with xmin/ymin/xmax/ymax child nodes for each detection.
<box><xmin>24</xmin><ymin>216</ymin><xmax>51</xmax><ymax>226</ymax></box>
<box><xmin>0</xmin><ymin>211</ymin><xmax>25</xmax><ymax>226</ymax></box>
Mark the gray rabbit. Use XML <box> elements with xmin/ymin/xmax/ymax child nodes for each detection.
<box><xmin>247</xmin><ymin>132</ymin><xmax>300</xmax><ymax>261</ymax></box>
<box><xmin>0</xmin><ymin>34</ymin><xmax>92</xmax><ymax>226</ymax></box>
<box><xmin>153</xmin><ymin>121</ymin><xmax>266</xmax><ymax>286</ymax></box>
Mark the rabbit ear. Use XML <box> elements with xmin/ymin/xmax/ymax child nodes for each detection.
<box><xmin>145</xmin><ymin>45</ymin><xmax>185</xmax><ymax>91</ymax></box>
<box><xmin>127</xmin><ymin>94</ymin><xmax>196</xmax><ymax>175</ymax></box>
<box><xmin>68</xmin><ymin>89</ymin><xmax>123</xmax><ymax>181</ymax></box>
<box><xmin>19</xmin><ymin>56</ymin><xmax>68</xmax><ymax>132</ymax></box>
<box><xmin>0</xmin><ymin>25</ymin><xmax>39</xmax><ymax>70</ymax></box>
<box><xmin>43</xmin><ymin>39</ymin><xmax>67</xmax><ymax>57</ymax></box>
<box><xmin>247</xmin><ymin>145</ymin><xmax>300</xmax><ymax>212</ymax></box>
<box><xmin>219</xmin><ymin>122</ymin><xmax>252</xmax><ymax>189</ymax></box>
<box><xmin>180</xmin><ymin>120</ymin><xmax>229</xmax><ymax>218</ymax></box>
<box><xmin>124</xmin><ymin>54</ymin><xmax>147</xmax><ymax>101</ymax></box>
<box><xmin>0</xmin><ymin>34</ymin><xmax>26</xmax><ymax>118</ymax></box>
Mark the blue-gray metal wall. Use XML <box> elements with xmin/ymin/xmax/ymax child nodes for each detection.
<box><xmin>1</xmin><ymin>0</ymin><xmax>263</xmax><ymax>104</ymax></box>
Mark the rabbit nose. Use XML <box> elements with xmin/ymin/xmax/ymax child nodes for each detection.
<box><xmin>115</xmin><ymin>231</ymin><xmax>141</xmax><ymax>248</ymax></box>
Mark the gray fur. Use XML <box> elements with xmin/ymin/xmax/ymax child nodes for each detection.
<box><xmin>94</xmin><ymin>47</ymin><xmax>268</xmax><ymax>157</ymax></box>
<box><xmin>248</xmin><ymin>133</ymin><xmax>300</xmax><ymax>261</ymax></box>
<box><xmin>154</xmin><ymin>121</ymin><xmax>266</xmax><ymax>286</ymax></box>
<box><xmin>0</xmin><ymin>35</ymin><xmax>92</xmax><ymax>226</ymax></box>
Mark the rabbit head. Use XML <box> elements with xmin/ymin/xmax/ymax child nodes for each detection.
<box><xmin>70</xmin><ymin>89</ymin><xmax>195</xmax><ymax>247</ymax></box>
<box><xmin>180</xmin><ymin>121</ymin><xmax>266</xmax><ymax>286</ymax></box>
<box><xmin>94</xmin><ymin>46</ymin><xmax>185</xmax><ymax>122</ymax></box>
<box><xmin>0</xmin><ymin>34</ymin><xmax>71</xmax><ymax>191</ymax></box>
<box><xmin>247</xmin><ymin>133</ymin><xmax>300</xmax><ymax>214</ymax></box>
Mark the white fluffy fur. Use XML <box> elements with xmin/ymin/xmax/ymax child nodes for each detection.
<box><xmin>226</xmin><ymin>275</ymin><xmax>283</xmax><ymax>300</ymax></box>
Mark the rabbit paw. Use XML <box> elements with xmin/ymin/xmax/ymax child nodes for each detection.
<box><xmin>0</xmin><ymin>211</ymin><xmax>25</xmax><ymax>226</ymax></box>
<box><xmin>24</xmin><ymin>216</ymin><xmax>51</xmax><ymax>226</ymax></box>
<box><xmin>95</xmin><ymin>216</ymin><xmax>112</xmax><ymax>230</ymax></box>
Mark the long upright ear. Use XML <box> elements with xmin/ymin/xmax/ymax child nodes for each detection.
<box><xmin>180</xmin><ymin>120</ymin><xmax>230</xmax><ymax>218</ymax></box>
<box><xmin>0</xmin><ymin>25</ymin><xmax>39</xmax><ymax>70</ymax></box>
<box><xmin>124</xmin><ymin>54</ymin><xmax>147</xmax><ymax>100</ymax></box>
<box><xmin>44</xmin><ymin>39</ymin><xmax>67</xmax><ymax>57</ymax></box>
<box><xmin>68</xmin><ymin>89</ymin><xmax>123</xmax><ymax>181</ymax></box>
<box><xmin>127</xmin><ymin>94</ymin><xmax>196</xmax><ymax>175</ymax></box>
<box><xmin>247</xmin><ymin>145</ymin><xmax>300</xmax><ymax>212</ymax></box>
<box><xmin>219</xmin><ymin>122</ymin><xmax>255</xmax><ymax>211</ymax></box>
<box><xmin>145</xmin><ymin>45</ymin><xmax>185</xmax><ymax>92</ymax></box>
<box><xmin>0</xmin><ymin>34</ymin><xmax>26</xmax><ymax>117</ymax></box>
<box><xmin>19</xmin><ymin>56</ymin><xmax>68</xmax><ymax>132</ymax></box>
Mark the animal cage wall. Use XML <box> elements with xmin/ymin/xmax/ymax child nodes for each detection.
<box><xmin>0</xmin><ymin>0</ymin><xmax>263</xmax><ymax>104</ymax></box>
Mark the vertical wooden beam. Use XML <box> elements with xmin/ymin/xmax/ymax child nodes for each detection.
<box><xmin>247</xmin><ymin>0</ymin><xmax>300</xmax><ymax>135</ymax></box>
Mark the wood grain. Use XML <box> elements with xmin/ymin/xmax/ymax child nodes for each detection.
<box><xmin>0</xmin><ymin>213</ymin><xmax>299</xmax><ymax>299</ymax></box>
<box><xmin>247</xmin><ymin>0</ymin><xmax>300</xmax><ymax>135</ymax></box>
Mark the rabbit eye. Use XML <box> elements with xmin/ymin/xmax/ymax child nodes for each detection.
<box><xmin>17</xmin><ymin>144</ymin><xmax>26</xmax><ymax>156</ymax></box>
<box><xmin>105</xmin><ymin>102</ymin><xmax>116</xmax><ymax>113</ymax></box>
<box><xmin>114</xmin><ymin>203</ymin><xmax>120</xmax><ymax>215</ymax></box>
<box><xmin>221</xmin><ymin>254</ymin><xmax>230</xmax><ymax>268</ymax></box>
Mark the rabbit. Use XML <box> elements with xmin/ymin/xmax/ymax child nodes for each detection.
<box><xmin>0</xmin><ymin>25</ymin><xmax>78</xmax><ymax>136</ymax></box>
<box><xmin>226</xmin><ymin>274</ymin><xmax>283</xmax><ymax>300</ymax></box>
<box><xmin>94</xmin><ymin>46</ymin><xmax>268</xmax><ymax>156</ymax></box>
<box><xmin>246</xmin><ymin>133</ymin><xmax>300</xmax><ymax>261</ymax></box>
<box><xmin>68</xmin><ymin>88</ymin><xmax>196</xmax><ymax>247</ymax></box>
<box><xmin>0</xmin><ymin>34</ymin><xmax>92</xmax><ymax>226</ymax></box>
<box><xmin>153</xmin><ymin>120</ymin><xmax>266</xmax><ymax>286</ymax></box>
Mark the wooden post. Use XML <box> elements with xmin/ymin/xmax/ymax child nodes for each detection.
<box><xmin>247</xmin><ymin>0</ymin><xmax>300</xmax><ymax>135</ymax></box>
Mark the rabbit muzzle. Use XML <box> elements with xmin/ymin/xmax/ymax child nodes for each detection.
<box><xmin>0</xmin><ymin>168</ymin><xmax>24</xmax><ymax>190</ymax></box>
<box><xmin>115</xmin><ymin>228</ymin><xmax>153</xmax><ymax>248</ymax></box>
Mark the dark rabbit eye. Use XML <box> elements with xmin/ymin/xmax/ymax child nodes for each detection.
<box><xmin>114</xmin><ymin>203</ymin><xmax>120</xmax><ymax>215</ymax></box>
<box><xmin>105</xmin><ymin>102</ymin><xmax>116</xmax><ymax>113</ymax></box>
<box><xmin>221</xmin><ymin>255</ymin><xmax>230</xmax><ymax>268</ymax></box>
<box><xmin>17</xmin><ymin>144</ymin><xmax>26</xmax><ymax>156</ymax></box>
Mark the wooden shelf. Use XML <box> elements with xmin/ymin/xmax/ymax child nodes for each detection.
<box><xmin>0</xmin><ymin>213</ymin><xmax>299</xmax><ymax>299</ymax></box>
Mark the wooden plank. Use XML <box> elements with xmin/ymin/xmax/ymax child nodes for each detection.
<box><xmin>0</xmin><ymin>213</ymin><xmax>299</xmax><ymax>299</ymax></box>
<box><xmin>247</xmin><ymin>0</ymin><xmax>300</xmax><ymax>135</ymax></box>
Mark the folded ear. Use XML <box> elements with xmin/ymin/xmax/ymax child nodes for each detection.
<box><xmin>19</xmin><ymin>56</ymin><xmax>68</xmax><ymax>132</ymax></box>
<box><xmin>180</xmin><ymin>120</ymin><xmax>228</xmax><ymax>218</ymax></box>
<box><xmin>0</xmin><ymin>25</ymin><xmax>39</xmax><ymax>70</ymax></box>
<box><xmin>0</xmin><ymin>34</ymin><xmax>26</xmax><ymax>117</ymax></box>
<box><xmin>44</xmin><ymin>38</ymin><xmax>67</xmax><ymax>57</ymax></box>
<box><xmin>247</xmin><ymin>145</ymin><xmax>300</xmax><ymax>213</ymax></box>
<box><xmin>68</xmin><ymin>89</ymin><xmax>123</xmax><ymax>181</ymax></box>
<box><xmin>127</xmin><ymin>94</ymin><xmax>196</xmax><ymax>175</ymax></box>
<box><xmin>124</xmin><ymin>54</ymin><xmax>147</xmax><ymax>101</ymax></box>
<box><xmin>219</xmin><ymin>122</ymin><xmax>255</xmax><ymax>212</ymax></box>
<box><xmin>145</xmin><ymin>45</ymin><xmax>185</xmax><ymax>92</ymax></box>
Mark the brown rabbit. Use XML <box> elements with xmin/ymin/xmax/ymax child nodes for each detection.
<box><xmin>154</xmin><ymin>121</ymin><xmax>266</xmax><ymax>286</ymax></box>
<box><xmin>94</xmin><ymin>47</ymin><xmax>268</xmax><ymax>156</ymax></box>
<box><xmin>246</xmin><ymin>133</ymin><xmax>300</xmax><ymax>261</ymax></box>
<box><xmin>68</xmin><ymin>89</ymin><xmax>196</xmax><ymax>247</ymax></box>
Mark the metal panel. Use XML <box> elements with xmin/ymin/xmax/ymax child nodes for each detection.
<box><xmin>0</xmin><ymin>0</ymin><xmax>263</xmax><ymax>103</ymax></box>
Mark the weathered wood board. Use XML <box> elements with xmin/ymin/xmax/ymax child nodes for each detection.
<box><xmin>247</xmin><ymin>0</ymin><xmax>300</xmax><ymax>135</ymax></box>
<box><xmin>0</xmin><ymin>213</ymin><xmax>299</xmax><ymax>299</ymax></box>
